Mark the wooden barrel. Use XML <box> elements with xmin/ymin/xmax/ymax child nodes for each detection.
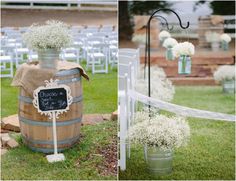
<box><xmin>18</xmin><ymin>68</ymin><xmax>83</xmax><ymax>153</ymax></box>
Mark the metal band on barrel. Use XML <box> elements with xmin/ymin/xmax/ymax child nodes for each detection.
<box><xmin>19</xmin><ymin>116</ymin><xmax>82</xmax><ymax>126</ymax></box>
<box><xmin>22</xmin><ymin>134</ymin><xmax>80</xmax><ymax>145</ymax></box>
<box><xmin>55</xmin><ymin>68</ymin><xmax>80</xmax><ymax>77</ymax></box>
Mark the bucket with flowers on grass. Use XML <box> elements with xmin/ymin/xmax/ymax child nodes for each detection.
<box><xmin>129</xmin><ymin>109</ymin><xmax>190</xmax><ymax>175</ymax></box>
<box><xmin>214</xmin><ymin>65</ymin><xmax>235</xmax><ymax>93</ymax></box>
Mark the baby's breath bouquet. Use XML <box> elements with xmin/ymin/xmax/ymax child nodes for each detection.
<box><xmin>23</xmin><ymin>20</ymin><xmax>72</xmax><ymax>69</ymax></box>
<box><xmin>214</xmin><ymin>65</ymin><xmax>235</xmax><ymax>93</ymax></box>
<box><xmin>163</xmin><ymin>38</ymin><xmax>178</xmax><ymax>60</ymax></box>
<box><xmin>158</xmin><ymin>30</ymin><xmax>171</xmax><ymax>43</ymax></box>
<box><xmin>23</xmin><ymin>20</ymin><xmax>72</xmax><ymax>50</ymax></box>
<box><xmin>205</xmin><ymin>31</ymin><xmax>221</xmax><ymax>51</ymax></box>
<box><xmin>129</xmin><ymin>113</ymin><xmax>190</xmax><ymax>150</ymax></box>
<box><xmin>132</xmin><ymin>34</ymin><xmax>146</xmax><ymax>45</ymax></box>
<box><xmin>136</xmin><ymin>66</ymin><xmax>175</xmax><ymax>102</ymax></box>
<box><xmin>214</xmin><ymin>65</ymin><xmax>235</xmax><ymax>82</ymax></box>
<box><xmin>220</xmin><ymin>33</ymin><xmax>231</xmax><ymax>51</ymax></box>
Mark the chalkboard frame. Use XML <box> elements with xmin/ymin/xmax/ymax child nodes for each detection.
<box><xmin>33</xmin><ymin>79</ymin><xmax>73</xmax><ymax>119</ymax></box>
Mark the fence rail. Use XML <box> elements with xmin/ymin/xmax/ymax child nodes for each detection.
<box><xmin>1</xmin><ymin>0</ymin><xmax>117</xmax><ymax>11</ymax></box>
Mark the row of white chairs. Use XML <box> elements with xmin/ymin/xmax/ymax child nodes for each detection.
<box><xmin>1</xmin><ymin>25</ymin><xmax>116</xmax><ymax>37</ymax></box>
<box><xmin>1</xmin><ymin>25</ymin><xmax>118</xmax><ymax>77</ymax></box>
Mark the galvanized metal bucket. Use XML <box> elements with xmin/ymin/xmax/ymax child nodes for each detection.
<box><xmin>144</xmin><ymin>145</ymin><xmax>173</xmax><ymax>175</ymax></box>
<box><xmin>223</xmin><ymin>79</ymin><xmax>235</xmax><ymax>94</ymax></box>
<box><xmin>38</xmin><ymin>49</ymin><xmax>60</xmax><ymax>69</ymax></box>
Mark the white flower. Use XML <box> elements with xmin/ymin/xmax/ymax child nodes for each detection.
<box><xmin>163</xmin><ymin>37</ymin><xmax>178</xmax><ymax>48</ymax></box>
<box><xmin>136</xmin><ymin>66</ymin><xmax>175</xmax><ymax>102</ymax></box>
<box><xmin>213</xmin><ymin>65</ymin><xmax>235</xmax><ymax>82</ymax></box>
<box><xmin>129</xmin><ymin>113</ymin><xmax>190</xmax><ymax>150</ymax></box>
<box><xmin>23</xmin><ymin>20</ymin><xmax>72</xmax><ymax>50</ymax></box>
<box><xmin>205</xmin><ymin>31</ymin><xmax>220</xmax><ymax>43</ymax></box>
<box><xmin>220</xmin><ymin>33</ymin><xmax>231</xmax><ymax>43</ymax></box>
<box><xmin>158</xmin><ymin>30</ymin><xmax>171</xmax><ymax>40</ymax></box>
<box><xmin>132</xmin><ymin>34</ymin><xmax>146</xmax><ymax>44</ymax></box>
<box><xmin>172</xmin><ymin>42</ymin><xmax>195</xmax><ymax>58</ymax></box>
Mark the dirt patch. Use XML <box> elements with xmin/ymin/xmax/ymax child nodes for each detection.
<box><xmin>1</xmin><ymin>9</ymin><xmax>117</xmax><ymax>27</ymax></box>
<box><xmin>75</xmin><ymin>134</ymin><xmax>117</xmax><ymax>177</ymax></box>
<box><xmin>96</xmin><ymin>135</ymin><xmax>117</xmax><ymax>176</ymax></box>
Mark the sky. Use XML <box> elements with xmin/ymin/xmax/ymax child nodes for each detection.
<box><xmin>161</xmin><ymin>0</ymin><xmax>213</xmax><ymax>24</ymax></box>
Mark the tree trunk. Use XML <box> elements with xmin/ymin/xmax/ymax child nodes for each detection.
<box><xmin>119</xmin><ymin>1</ymin><xmax>133</xmax><ymax>41</ymax></box>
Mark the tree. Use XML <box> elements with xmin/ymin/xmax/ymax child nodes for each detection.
<box><xmin>194</xmin><ymin>0</ymin><xmax>235</xmax><ymax>15</ymax></box>
<box><xmin>129</xmin><ymin>1</ymin><xmax>173</xmax><ymax>15</ymax></box>
<box><xmin>119</xmin><ymin>1</ymin><xmax>172</xmax><ymax>41</ymax></box>
<box><xmin>119</xmin><ymin>1</ymin><xmax>133</xmax><ymax>41</ymax></box>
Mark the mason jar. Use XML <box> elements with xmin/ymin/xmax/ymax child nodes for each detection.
<box><xmin>178</xmin><ymin>55</ymin><xmax>191</xmax><ymax>74</ymax></box>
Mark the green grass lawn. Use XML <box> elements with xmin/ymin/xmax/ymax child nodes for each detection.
<box><xmin>119</xmin><ymin>86</ymin><xmax>235</xmax><ymax>180</ymax></box>
<box><xmin>1</xmin><ymin>120</ymin><xmax>117</xmax><ymax>180</ymax></box>
<box><xmin>1</xmin><ymin>64</ymin><xmax>117</xmax><ymax>180</ymax></box>
<box><xmin>1</xmin><ymin>64</ymin><xmax>117</xmax><ymax>117</ymax></box>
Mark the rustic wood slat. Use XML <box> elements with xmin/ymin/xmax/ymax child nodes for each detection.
<box><xmin>170</xmin><ymin>77</ymin><xmax>217</xmax><ymax>85</ymax></box>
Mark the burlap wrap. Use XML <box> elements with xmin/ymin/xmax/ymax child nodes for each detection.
<box><xmin>11</xmin><ymin>61</ymin><xmax>89</xmax><ymax>97</ymax></box>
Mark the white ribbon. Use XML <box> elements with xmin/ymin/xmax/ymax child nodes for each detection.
<box><xmin>128</xmin><ymin>90</ymin><xmax>235</xmax><ymax>122</ymax></box>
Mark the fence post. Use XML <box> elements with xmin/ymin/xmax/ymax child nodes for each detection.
<box><xmin>77</xmin><ymin>0</ymin><xmax>81</xmax><ymax>8</ymax></box>
<box><xmin>119</xmin><ymin>90</ymin><xmax>127</xmax><ymax>171</ymax></box>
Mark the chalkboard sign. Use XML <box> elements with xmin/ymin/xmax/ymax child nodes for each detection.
<box><xmin>33</xmin><ymin>79</ymin><xmax>73</xmax><ymax>162</ymax></box>
<box><xmin>33</xmin><ymin>79</ymin><xmax>73</xmax><ymax>117</ymax></box>
<box><xmin>38</xmin><ymin>88</ymin><xmax>68</xmax><ymax>112</ymax></box>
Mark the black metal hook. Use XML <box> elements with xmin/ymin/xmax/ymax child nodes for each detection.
<box><xmin>143</xmin><ymin>14</ymin><xmax>174</xmax><ymax>79</ymax></box>
<box><xmin>149</xmin><ymin>8</ymin><xmax>189</xmax><ymax>29</ymax></box>
<box><xmin>144</xmin><ymin>8</ymin><xmax>190</xmax><ymax>98</ymax></box>
<box><xmin>153</xmin><ymin>15</ymin><xmax>173</xmax><ymax>31</ymax></box>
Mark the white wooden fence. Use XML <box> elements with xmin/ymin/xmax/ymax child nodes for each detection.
<box><xmin>1</xmin><ymin>0</ymin><xmax>117</xmax><ymax>11</ymax></box>
<box><xmin>118</xmin><ymin>49</ymin><xmax>235</xmax><ymax>170</ymax></box>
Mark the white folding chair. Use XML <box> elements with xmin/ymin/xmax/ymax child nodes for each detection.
<box><xmin>87</xmin><ymin>41</ymin><xmax>108</xmax><ymax>74</ymax></box>
<box><xmin>61</xmin><ymin>47</ymin><xmax>80</xmax><ymax>63</ymax></box>
<box><xmin>108</xmin><ymin>37</ymin><xmax>118</xmax><ymax>69</ymax></box>
<box><xmin>14</xmin><ymin>47</ymin><xmax>30</xmax><ymax>67</ymax></box>
<box><xmin>119</xmin><ymin>48</ymin><xmax>140</xmax><ymax>77</ymax></box>
<box><xmin>0</xmin><ymin>55</ymin><xmax>14</xmax><ymax>78</ymax></box>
